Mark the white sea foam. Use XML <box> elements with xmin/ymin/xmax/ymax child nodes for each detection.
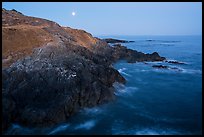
<box><xmin>111</xmin><ymin>122</ymin><xmax>181</xmax><ymax>135</ymax></box>
<box><xmin>166</xmin><ymin>59</ymin><xmax>187</xmax><ymax>64</ymax></box>
<box><xmin>74</xmin><ymin>120</ymin><xmax>97</xmax><ymax>130</ymax></box>
<box><xmin>6</xmin><ymin>123</ymin><xmax>22</xmax><ymax>134</ymax></box>
<box><xmin>111</xmin><ymin>117</ymin><xmax>184</xmax><ymax>135</ymax></box>
<box><xmin>113</xmin><ymin>82</ymin><xmax>138</xmax><ymax>96</ymax></box>
<box><xmin>153</xmin><ymin>66</ymin><xmax>202</xmax><ymax>74</ymax></box>
<box><xmin>118</xmin><ymin>67</ymin><xmax>127</xmax><ymax>73</ymax></box>
<box><xmin>165</xmin><ymin>64</ymin><xmax>201</xmax><ymax>74</ymax></box>
<box><xmin>83</xmin><ymin>107</ymin><xmax>103</xmax><ymax>115</ymax></box>
<box><xmin>126</xmin><ymin>86</ymin><xmax>138</xmax><ymax>91</ymax></box>
<box><xmin>120</xmin><ymin>71</ymin><xmax>132</xmax><ymax>77</ymax></box>
<box><xmin>118</xmin><ymin>68</ymin><xmax>131</xmax><ymax>77</ymax></box>
<box><xmin>137</xmin><ymin>111</ymin><xmax>187</xmax><ymax>125</ymax></box>
<box><xmin>144</xmin><ymin>61</ymin><xmax>199</xmax><ymax>74</ymax></box>
<box><xmin>48</xmin><ymin>124</ymin><xmax>70</xmax><ymax>135</ymax></box>
<box><xmin>145</xmin><ymin>61</ymin><xmax>164</xmax><ymax>64</ymax></box>
<box><xmin>181</xmin><ymin>68</ymin><xmax>202</xmax><ymax>74</ymax></box>
<box><xmin>113</xmin><ymin>82</ymin><xmax>125</xmax><ymax>89</ymax></box>
<box><xmin>134</xmin><ymin>128</ymin><xmax>180</xmax><ymax>135</ymax></box>
<box><xmin>164</xmin><ymin>66</ymin><xmax>201</xmax><ymax>74</ymax></box>
<box><xmin>5</xmin><ymin>123</ymin><xmax>32</xmax><ymax>135</ymax></box>
<box><xmin>131</xmin><ymin>68</ymin><xmax>150</xmax><ymax>73</ymax></box>
<box><xmin>141</xmin><ymin>69</ymin><xmax>149</xmax><ymax>72</ymax></box>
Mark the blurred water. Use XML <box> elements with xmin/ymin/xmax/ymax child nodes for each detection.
<box><xmin>5</xmin><ymin>35</ymin><xmax>202</xmax><ymax>135</ymax></box>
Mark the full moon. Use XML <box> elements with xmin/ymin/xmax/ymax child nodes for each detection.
<box><xmin>72</xmin><ymin>12</ymin><xmax>76</xmax><ymax>16</ymax></box>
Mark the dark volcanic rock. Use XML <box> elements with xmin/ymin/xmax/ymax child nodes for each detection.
<box><xmin>102</xmin><ymin>38</ymin><xmax>134</xmax><ymax>43</ymax></box>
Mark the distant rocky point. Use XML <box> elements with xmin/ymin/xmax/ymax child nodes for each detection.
<box><xmin>2</xmin><ymin>8</ymin><xmax>165</xmax><ymax>133</ymax></box>
<box><xmin>102</xmin><ymin>38</ymin><xmax>134</xmax><ymax>43</ymax></box>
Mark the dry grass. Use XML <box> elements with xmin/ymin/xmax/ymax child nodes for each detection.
<box><xmin>63</xmin><ymin>27</ymin><xmax>98</xmax><ymax>49</ymax></box>
<box><xmin>2</xmin><ymin>25</ymin><xmax>53</xmax><ymax>68</ymax></box>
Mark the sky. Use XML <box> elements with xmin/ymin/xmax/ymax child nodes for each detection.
<box><xmin>2</xmin><ymin>2</ymin><xmax>202</xmax><ymax>36</ymax></box>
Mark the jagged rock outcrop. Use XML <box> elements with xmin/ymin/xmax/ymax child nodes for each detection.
<box><xmin>2</xmin><ymin>9</ymin><xmax>166</xmax><ymax>132</ymax></box>
<box><xmin>111</xmin><ymin>44</ymin><xmax>165</xmax><ymax>63</ymax></box>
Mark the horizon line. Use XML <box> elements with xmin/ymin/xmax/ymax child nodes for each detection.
<box><xmin>94</xmin><ymin>34</ymin><xmax>202</xmax><ymax>36</ymax></box>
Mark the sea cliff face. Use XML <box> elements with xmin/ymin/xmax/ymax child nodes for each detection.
<box><xmin>2</xmin><ymin>9</ymin><xmax>165</xmax><ymax>132</ymax></box>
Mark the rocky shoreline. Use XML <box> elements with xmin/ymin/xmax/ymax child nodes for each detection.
<box><xmin>2</xmin><ymin>9</ymin><xmax>166</xmax><ymax>132</ymax></box>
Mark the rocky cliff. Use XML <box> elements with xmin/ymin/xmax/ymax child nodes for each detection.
<box><xmin>2</xmin><ymin>9</ymin><xmax>166</xmax><ymax>132</ymax></box>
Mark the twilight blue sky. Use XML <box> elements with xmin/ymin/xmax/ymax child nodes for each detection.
<box><xmin>2</xmin><ymin>2</ymin><xmax>202</xmax><ymax>36</ymax></box>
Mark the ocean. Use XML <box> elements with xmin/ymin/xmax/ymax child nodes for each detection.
<box><xmin>5</xmin><ymin>35</ymin><xmax>202</xmax><ymax>135</ymax></box>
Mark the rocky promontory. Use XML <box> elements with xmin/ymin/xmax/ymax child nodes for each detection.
<box><xmin>2</xmin><ymin>9</ymin><xmax>166</xmax><ymax>132</ymax></box>
<box><xmin>102</xmin><ymin>38</ymin><xmax>134</xmax><ymax>43</ymax></box>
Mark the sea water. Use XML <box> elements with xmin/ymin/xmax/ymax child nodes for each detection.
<box><xmin>5</xmin><ymin>35</ymin><xmax>202</xmax><ymax>135</ymax></box>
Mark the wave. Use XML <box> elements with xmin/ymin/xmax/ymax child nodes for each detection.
<box><xmin>141</xmin><ymin>69</ymin><xmax>149</xmax><ymax>72</ymax></box>
<box><xmin>151</xmin><ymin>64</ymin><xmax>201</xmax><ymax>74</ymax></box>
<box><xmin>137</xmin><ymin>111</ymin><xmax>187</xmax><ymax>124</ymax></box>
<box><xmin>113</xmin><ymin>82</ymin><xmax>138</xmax><ymax>96</ymax></box>
<box><xmin>113</xmin><ymin>82</ymin><xmax>125</xmax><ymax>89</ymax></box>
<box><xmin>4</xmin><ymin>124</ymin><xmax>22</xmax><ymax>135</ymax></box>
<box><xmin>146</xmin><ymin>59</ymin><xmax>187</xmax><ymax>65</ymax></box>
<box><xmin>165</xmin><ymin>59</ymin><xmax>187</xmax><ymax>65</ymax></box>
<box><xmin>82</xmin><ymin>107</ymin><xmax>104</xmax><ymax>115</ymax></box>
<box><xmin>118</xmin><ymin>68</ymin><xmax>132</xmax><ymax>77</ymax></box>
<box><xmin>163</xmin><ymin>65</ymin><xmax>202</xmax><ymax>74</ymax></box>
<box><xmin>74</xmin><ymin>120</ymin><xmax>97</xmax><ymax>130</ymax></box>
<box><xmin>117</xmin><ymin>60</ymin><xmax>200</xmax><ymax>75</ymax></box>
<box><xmin>180</xmin><ymin>68</ymin><xmax>202</xmax><ymax>74</ymax></box>
<box><xmin>111</xmin><ymin>123</ymin><xmax>185</xmax><ymax>135</ymax></box>
<box><xmin>120</xmin><ymin>71</ymin><xmax>132</xmax><ymax>77</ymax></box>
<box><xmin>118</xmin><ymin>67</ymin><xmax>127</xmax><ymax>73</ymax></box>
<box><xmin>145</xmin><ymin>61</ymin><xmax>164</xmax><ymax>64</ymax></box>
<box><xmin>48</xmin><ymin>124</ymin><xmax>70</xmax><ymax>135</ymax></box>
<box><xmin>4</xmin><ymin>123</ymin><xmax>33</xmax><ymax>135</ymax></box>
<box><xmin>134</xmin><ymin>128</ymin><xmax>181</xmax><ymax>135</ymax></box>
